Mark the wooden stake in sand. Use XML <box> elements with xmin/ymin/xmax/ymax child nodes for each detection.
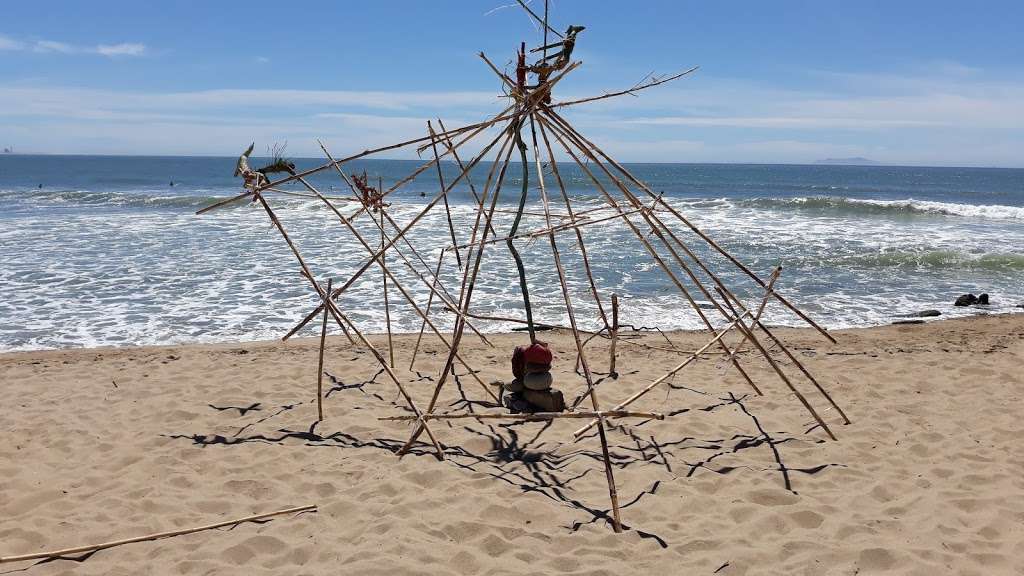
<box><xmin>379</xmin><ymin>188</ymin><xmax>395</xmax><ymax>370</ymax></box>
<box><xmin>316</xmin><ymin>278</ymin><xmax>332</xmax><ymax>421</ymax></box>
<box><xmin>610</xmin><ymin>293</ymin><xmax>619</xmax><ymax>378</ymax></box>
<box><xmin>0</xmin><ymin>505</ymin><xmax>317</xmax><ymax>564</ymax></box>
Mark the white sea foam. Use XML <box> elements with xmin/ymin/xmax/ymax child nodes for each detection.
<box><xmin>3</xmin><ymin>191</ymin><xmax>1024</xmax><ymax>351</ymax></box>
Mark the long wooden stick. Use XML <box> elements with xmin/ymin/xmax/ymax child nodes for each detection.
<box><xmin>547</xmin><ymin>113</ymin><xmax>830</xmax><ymax>430</ymax></box>
<box><xmin>718</xmin><ymin>286</ymin><xmax>851</xmax><ymax>425</ymax></box>
<box><xmin>447</xmin><ymin>205</ymin><xmax>653</xmax><ymax>251</ymax></box>
<box><xmin>0</xmin><ymin>505</ymin><xmax>317</xmax><ymax>564</ymax></box>
<box><xmin>545</xmin><ymin>108</ymin><xmax>834</xmax><ymax>343</ymax></box>
<box><xmin>380</xmin><ymin>202</ymin><xmax>395</xmax><ymax>369</ymax></box>
<box><xmin>530</xmin><ymin>114</ymin><xmax>621</xmax><ymax>533</ymax></box>
<box><xmin>725</xmin><ymin>266</ymin><xmax>781</xmax><ymax>366</ymax></box>
<box><xmin>316</xmin><ymin>278</ymin><xmax>332</xmax><ymax>421</ymax></box>
<box><xmin>610</xmin><ymin>293</ymin><xmax>619</xmax><ymax>377</ymax></box>
<box><xmin>379</xmin><ymin>410</ymin><xmax>664</xmax><ymax>421</ymax></box>
<box><xmin>315</xmin><ymin>140</ymin><xmax>491</xmax><ymax>348</ymax></box>
<box><xmin>537</xmin><ymin>113</ymin><xmax>762</xmax><ymax>399</ymax></box>
<box><xmin>398</xmin><ymin>129</ymin><xmax>520</xmax><ymax>455</ymax></box>
<box><xmin>572</xmin><ymin>313</ymin><xmax>749</xmax><ymax>439</ymax></box>
<box><xmin>197</xmin><ymin>63</ymin><xmax>693</xmax><ymax>216</ymax></box>
<box><xmin>531</xmin><ymin>117</ymin><xmax>602</xmax><ymax>408</ymax></box>
<box><xmin>283</xmin><ymin>112</ymin><xmax>516</xmax><ymax>341</ymax></box>
<box><xmin>715</xmin><ymin>287</ymin><xmax>837</xmax><ymax>440</ymax></box>
<box><xmin>428</xmin><ymin>120</ymin><xmax>462</xmax><ymax>269</ymax></box>
<box><xmin>257</xmin><ymin>193</ymin><xmax>446</xmax><ymax>458</ymax></box>
<box><xmin>300</xmin><ymin>177</ymin><xmax>498</xmax><ymax>402</ymax></box>
<box><xmin>596</xmin><ymin>415</ymin><xmax>623</xmax><ymax>532</ymax></box>
<box><xmin>409</xmin><ymin>249</ymin><xmax>445</xmax><ymax>371</ymax></box>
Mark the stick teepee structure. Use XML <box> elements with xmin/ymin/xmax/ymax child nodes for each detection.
<box><xmin>197</xmin><ymin>4</ymin><xmax>849</xmax><ymax>534</ymax></box>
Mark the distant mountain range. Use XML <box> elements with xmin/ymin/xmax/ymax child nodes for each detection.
<box><xmin>814</xmin><ymin>157</ymin><xmax>881</xmax><ymax>166</ymax></box>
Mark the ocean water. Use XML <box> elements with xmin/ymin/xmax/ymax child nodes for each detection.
<box><xmin>1</xmin><ymin>154</ymin><xmax>1022</xmax><ymax>352</ymax></box>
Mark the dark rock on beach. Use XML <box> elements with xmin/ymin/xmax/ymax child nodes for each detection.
<box><xmin>898</xmin><ymin>309</ymin><xmax>941</xmax><ymax>318</ymax></box>
<box><xmin>954</xmin><ymin>294</ymin><xmax>978</xmax><ymax>306</ymax></box>
<box><xmin>978</xmin><ymin>293</ymin><xmax>990</xmax><ymax>305</ymax></box>
<box><xmin>892</xmin><ymin>319</ymin><xmax>926</xmax><ymax>325</ymax></box>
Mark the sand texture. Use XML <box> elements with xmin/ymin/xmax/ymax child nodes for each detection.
<box><xmin>2</xmin><ymin>315</ymin><xmax>1023</xmax><ymax>575</ymax></box>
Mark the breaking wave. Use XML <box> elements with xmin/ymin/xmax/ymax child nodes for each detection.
<box><xmin>736</xmin><ymin>196</ymin><xmax>1024</xmax><ymax>220</ymax></box>
<box><xmin>0</xmin><ymin>188</ymin><xmax>235</xmax><ymax>210</ymax></box>
<box><xmin>826</xmin><ymin>250</ymin><xmax>1024</xmax><ymax>271</ymax></box>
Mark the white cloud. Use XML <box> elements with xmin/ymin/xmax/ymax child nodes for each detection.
<box><xmin>620</xmin><ymin>116</ymin><xmax>946</xmax><ymax>130</ymax></box>
<box><xmin>32</xmin><ymin>40</ymin><xmax>75</xmax><ymax>54</ymax></box>
<box><xmin>96</xmin><ymin>43</ymin><xmax>146</xmax><ymax>57</ymax></box>
<box><xmin>0</xmin><ymin>34</ymin><xmax>146</xmax><ymax>57</ymax></box>
<box><xmin>0</xmin><ymin>34</ymin><xmax>24</xmax><ymax>50</ymax></box>
<box><xmin>2</xmin><ymin>59</ymin><xmax>1023</xmax><ymax>166</ymax></box>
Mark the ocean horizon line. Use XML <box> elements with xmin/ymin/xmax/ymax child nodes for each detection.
<box><xmin>3</xmin><ymin>151</ymin><xmax>1022</xmax><ymax>171</ymax></box>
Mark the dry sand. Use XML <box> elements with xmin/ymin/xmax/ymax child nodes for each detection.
<box><xmin>2</xmin><ymin>314</ymin><xmax>1023</xmax><ymax>575</ymax></box>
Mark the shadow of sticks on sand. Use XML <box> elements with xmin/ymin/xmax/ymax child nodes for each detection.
<box><xmin>164</xmin><ymin>372</ymin><xmax>839</xmax><ymax>550</ymax></box>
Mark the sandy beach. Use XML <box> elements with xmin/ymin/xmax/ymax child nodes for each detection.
<box><xmin>1</xmin><ymin>314</ymin><xmax>1022</xmax><ymax>574</ymax></box>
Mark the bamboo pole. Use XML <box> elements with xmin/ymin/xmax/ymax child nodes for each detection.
<box><xmin>544</xmin><ymin>112</ymin><xmax>835</xmax><ymax>432</ymax></box>
<box><xmin>380</xmin><ymin>202</ymin><xmax>395</xmax><ymax>369</ymax></box>
<box><xmin>544</xmin><ymin>108</ymin><xmax>835</xmax><ymax>344</ymax></box>
<box><xmin>537</xmin><ymin>113</ymin><xmax>762</xmax><ymax>399</ymax></box>
<box><xmin>315</xmin><ymin>140</ymin><xmax>492</xmax><ymax>348</ymax></box>
<box><xmin>718</xmin><ymin>286</ymin><xmax>851</xmax><ymax>425</ymax></box>
<box><xmin>535</xmin><ymin>121</ymin><xmax>619</xmax><ymax>374</ymax></box>
<box><xmin>715</xmin><ymin>288</ymin><xmax>837</xmax><ymax>441</ymax></box>
<box><xmin>409</xmin><ymin>249</ymin><xmax>445</xmax><ymax>370</ymax></box>
<box><xmin>428</xmin><ymin>120</ymin><xmax>462</xmax><ymax>269</ymax></box>
<box><xmin>0</xmin><ymin>505</ymin><xmax>317</xmax><ymax>564</ymax></box>
<box><xmin>545</xmin><ymin>108</ymin><xmax>790</xmax><ymax>395</ymax></box>
<box><xmin>316</xmin><ymin>278</ymin><xmax>332</xmax><ymax>421</ymax></box>
<box><xmin>436</xmin><ymin>118</ymin><xmax>499</xmax><ymax>241</ymax></box>
<box><xmin>282</xmin><ymin>112</ymin><xmax>518</xmax><ymax>341</ymax></box>
<box><xmin>596</xmin><ymin>416</ymin><xmax>623</xmax><ymax>532</ymax></box>
<box><xmin>446</xmin><ymin>204</ymin><xmax>653</xmax><ymax>251</ymax></box>
<box><xmin>530</xmin><ymin>116</ymin><xmax>602</xmax><ymax>407</ymax></box>
<box><xmin>529</xmin><ymin>114</ymin><xmax>621</xmax><ymax>533</ymax></box>
<box><xmin>379</xmin><ymin>410</ymin><xmax>664</xmax><ymax>421</ymax></box>
<box><xmin>197</xmin><ymin>62</ymin><xmax>692</xmax><ymax>217</ymax></box>
<box><xmin>610</xmin><ymin>294</ymin><xmax>619</xmax><ymax>377</ymax></box>
<box><xmin>322</xmin><ymin>293</ymin><xmax>447</xmax><ymax>458</ymax></box>
<box><xmin>300</xmin><ymin>177</ymin><xmax>498</xmax><ymax>402</ymax></box>
<box><xmin>725</xmin><ymin>266</ymin><xmax>782</xmax><ymax>366</ymax></box>
<box><xmin>398</xmin><ymin>127</ymin><xmax>520</xmax><ymax>456</ymax></box>
<box><xmin>572</xmin><ymin>313</ymin><xmax>750</xmax><ymax>439</ymax></box>
<box><xmin>256</xmin><ymin>193</ymin><xmax>446</xmax><ymax>458</ymax></box>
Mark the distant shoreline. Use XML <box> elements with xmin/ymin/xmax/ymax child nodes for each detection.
<box><xmin>2</xmin><ymin>311</ymin><xmax>1020</xmax><ymax>356</ymax></box>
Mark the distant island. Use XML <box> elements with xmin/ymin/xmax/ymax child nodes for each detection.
<box><xmin>2</xmin><ymin>147</ymin><xmax>13</xmax><ymax>154</ymax></box>
<box><xmin>814</xmin><ymin>157</ymin><xmax>882</xmax><ymax>166</ymax></box>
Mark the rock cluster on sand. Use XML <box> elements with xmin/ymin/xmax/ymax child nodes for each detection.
<box><xmin>954</xmin><ymin>293</ymin><xmax>990</xmax><ymax>306</ymax></box>
<box><xmin>504</xmin><ymin>342</ymin><xmax>565</xmax><ymax>413</ymax></box>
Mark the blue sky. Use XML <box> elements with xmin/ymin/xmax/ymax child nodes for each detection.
<box><xmin>2</xmin><ymin>1</ymin><xmax>1023</xmax><ymax>166</ymax></box>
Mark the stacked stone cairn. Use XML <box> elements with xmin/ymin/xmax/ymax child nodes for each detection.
<box><xmin>504</xmin><ymin>342</ymin><xmax>566</xmax><ymax>413</ymax></box>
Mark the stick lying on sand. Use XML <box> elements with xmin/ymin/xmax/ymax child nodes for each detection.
<box><xmin>378</xmin><ymin>410</ymin><xmax>664</xmax><ymax>422</ymax></box>
<box><xmin>0</xmin><ymin>504</ymin><xmax>317</xmax><ymax>564</ymax></box>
